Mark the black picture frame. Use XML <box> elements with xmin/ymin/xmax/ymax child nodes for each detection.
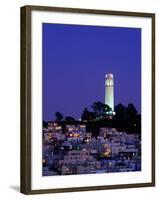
<box><xmin>20</xmin><ymin>5</ymin><xmax>155</xmax><ymax>194</ymax></box>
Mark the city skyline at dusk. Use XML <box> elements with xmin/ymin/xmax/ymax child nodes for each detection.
<box><xmin>42</xmin><ymin>23</ymin><xmax>141</xmax><ymax>121</ymax></box>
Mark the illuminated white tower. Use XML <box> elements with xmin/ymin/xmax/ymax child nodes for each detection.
<box><xmin>105</xmin><ymin>73</ymin><xmax>114</xmax><ymax>111</ymax></box>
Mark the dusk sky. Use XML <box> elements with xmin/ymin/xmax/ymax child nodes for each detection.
<box><xmin>42</xmin><ymin>23</ymin><xmax>141</xmax><ymax>121</ymax></box>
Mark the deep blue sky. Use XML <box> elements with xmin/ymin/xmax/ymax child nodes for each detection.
<box><xmin>43</xmin><ymin>23</ymin><xmax>141</xmax><ymax>121</ymax></box>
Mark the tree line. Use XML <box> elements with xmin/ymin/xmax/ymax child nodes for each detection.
<box><xmin>54</xmin><ymin>101</ymin><xmax>113</xmax><ymax>122</ymax></box>
<box><xmin>53</xmin><ymin>101</ymin><xmax>141</xmax><ymax>133</ymax></box>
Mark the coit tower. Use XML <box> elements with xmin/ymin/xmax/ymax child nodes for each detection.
<box><xmin>105</xmin><ymin>73</ymin><xmax>114</xmax><ymax>111</ymax></box>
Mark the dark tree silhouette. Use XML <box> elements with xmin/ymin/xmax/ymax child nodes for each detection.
<box><xmin>114</xmin><ymin>104</ymin><xmax>127</xmax><ymax>118</ymax></box>
<box><xmin>114</xmin><ymin>104</ymin><xmax>128</xmax><ymax>131</ymax></box>
<box><xmin>81</xmin><ymin>107</ymin><xmax>95</xmax><ymax>121</ymax></box>
<box><xmin>126</xmin><ymin>103</ymin><xmax>140</xmax><ymax>132</ymax></box>
<box><xmin>114</xmin><ymin>103</ymin><xmax>140</xmax><ymax>133</ymax></box>
<box><xmin>52</xmin><ymin>102</ymin><xmax>140</xmax><ymax>134</ymax></box>
<box><xmin>55</xmin><ymin>112</ymin><xmax>63</xmax><ymax>121</ymax></box>
<box><xmin>104</xmin><ymin>104</ymin><xmax>112</xmax><ymax>113</ymax></box>
<box><xmin>65</xmin><ymin>116</ymin><xmax>75</xmax><ymax>122</ymax></box>
<box><xmin>91</xmin><ymin>101</ymin><xmax>112</xmax><ymax>119</ymax></box>
<box><xmin>91</xmin><ymin>101</ymin><xmax>105</xmax><ymax>116</ymax></box>
<box><xmin>126</xmin><ymin>103</ymin><xmax>138</xmax><ymax>118</ymax></box>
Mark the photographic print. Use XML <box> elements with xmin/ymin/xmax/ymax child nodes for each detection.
<box><xmin>42</xmin><ymin>24</ymin><xmax>141</xmax><ymax>176</ymax></box>
<box><xmin>20</xmin><ymin>6</ymin><xmax>155</xmax><ymax>194</ymax></box>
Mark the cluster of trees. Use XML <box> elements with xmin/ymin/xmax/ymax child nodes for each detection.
<box><xmin>53</xmin><ymin>101</ymin><xmax>141</xmax><ymax>133</ymax></box>
<box><xmin>55</xmin><ymin>101</ymin><xmax>112</xmax><ymax>122</ymax></box>
<box><xmin>114</xmin><ymin>103</ymin><xmax>141</xmax><ymax>133</ymax></box>
<box><xmin>55</xmin><ymin>112</ymin><xmax>75</xmax><ymax>122</ymax></box>
<box><xmin>55</xmin><ymin>101</ymin><xmax>140</xmax><ymax>123</ymax></box>
<box><xmin>81</xmin><ymin>101</ymin><xmax>112</xmax><ymax>121</ymax></box>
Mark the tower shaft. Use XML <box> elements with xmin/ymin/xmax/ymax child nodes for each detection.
<box><xmin>105</xmin><ymin>74</ymin><xmax>114</xmax><ymax>111</ymax></box>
